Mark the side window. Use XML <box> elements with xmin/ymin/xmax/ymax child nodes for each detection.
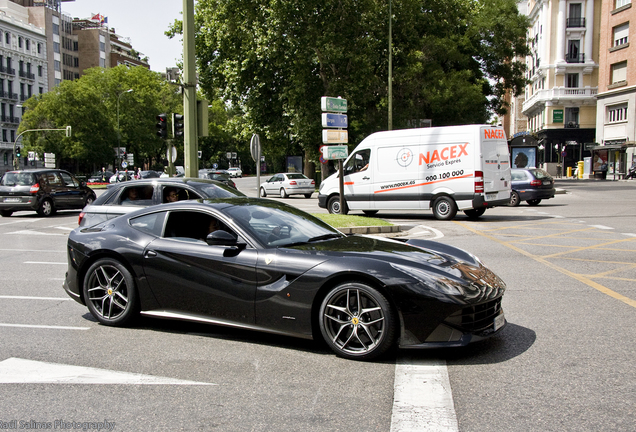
<box><xmin>59</xmin><ymin>172</ymin><xmax>77</xmax><ymax>187</ymax></box>
<box><xmin>120</xmin><ymin>186</ymin><xmax>153</xmax><ymax>205</ymax></box>
<box><xmin>130</xmin><ymin>212</ymin><xmax>166</xmax><ymax>237</ymax></box>
<box><xmin>344</xmin><ymin>149</ymin><xmax>371</xmax><ymax>175</ymax></box>
<box><xmin>163</xmin><ymin>187</ymin><xmax>202</xmax><ymax>203</ymax></box>
<box><xmin>163</xmin><ymin>210</ymin><xmax>232</xmax><ymax>241</ymax></box>
<box><xmin>48</xmin><ymin>172</ymin><xmax>63</xmax><ymax>186</ymax></box>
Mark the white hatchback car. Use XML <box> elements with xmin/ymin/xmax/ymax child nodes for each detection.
<box><xmin>260</xmin><ymin>172</ymin><xmax>316</xmax><ymax>198</ymax></box>
<box><xmin>227</xmin><ymin>167</ymin><xmax>242</xmax><ymax>178</ymax></box>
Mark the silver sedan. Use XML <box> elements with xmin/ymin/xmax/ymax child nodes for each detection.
<box><xmin>260</xmin><ymin>173</ymin><xmax>315</xmax><ymax>198</ymax></box>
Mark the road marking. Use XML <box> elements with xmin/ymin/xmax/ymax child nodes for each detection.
<box><xmin>590</xmin><ymin>225</ymin><xmax>614</xmax><ymax>230</ymax></box>
<box><xmin>7</xmin><ymin>230</ymin><xmax>66</xmax><ymax>236</ymax></box>
<box><xmin>391</xmin><ymin>358</ymin><xmax>458</xmax><ymax>432</ymax></box>
<box><xmin>0</xmin><ymin>295</ymin><xmax>71</xmax><ymax>301</ymax></box>
<box><xmin>0</xmin><ymin>323</ymin><xmax>89</xmax><ymax>330</ymax></box>
<box><xmin>0</xmin><ymin>248</ymin><xmax>65</xmax><ymax>253</ymax></box>
<box><xmin>0</xmin><ymin>358</ymin><xmax>216</xmax><ymax>385</ymax></box>
<box><xmin>24</xmin><ymin>261</ymin><xmax>66</xmax><ymax>265</ymax></box>
<box><xmin>455</xmin><ymin>221</ymin><xmax>636</xmax><ymax>309</ymax></box>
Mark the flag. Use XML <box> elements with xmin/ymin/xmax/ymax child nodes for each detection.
<box><xmin>91</xmin><ymin>13</ymin><xmax>102</xmax><ymax>21</ymax></box>
<box><xmin>102</xmin><ymin>16</ymin><xmax>108</xmax><ymax>24</ymax></box>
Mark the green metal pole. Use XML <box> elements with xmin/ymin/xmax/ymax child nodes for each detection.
<box><xmin>388</xmin><ymin>0</ymin><xmax>392</xmax><ymax>131</ymax></box>
<box><xmin>183</xmin><ymin>0</ymin><xmax>198</xmax><ymax>177</ymax></box>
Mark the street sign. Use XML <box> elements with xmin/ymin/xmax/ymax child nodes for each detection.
<box><xmin>250</xmin><ymin>134</ymin><xmax>261</xmax><ymax>162</ymax></box>
<box><xmin>321</xmin><ymin>113</ymin><xmax>348</xmax><ymax>128</ymax></box>
<box><xmin>44</xmin><ymin>152</ymin><xmax>55</xmax><ymax>168</ymax></box>
<box><xmin>121</xmin><ymin>161</ymin><xmax>128</xmax><ymax>169</ymax></box>
<box><xmin>127</xmin><ymin>153</ymin><xmax>134</xmax><ymax>164</ymax></box>
<box><xmin>321</xmin><ymin>97</ymin><xmax>347</xmax><ymax>113</ymax></box>
<box><xmin>322</xmin><ymin>129</ymin><xmax>348</xmax><ymax>144</ymax></box>
<box><xmin>322</xmin><ymin>145</ymin><xmax>349</xmax><ymax>160</ymax></box>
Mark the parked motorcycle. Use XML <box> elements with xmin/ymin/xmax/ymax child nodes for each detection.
<box><xmin>626</xmin><ymin>164</ymin><xmax>636</xmax><ymax>180</ymax></box>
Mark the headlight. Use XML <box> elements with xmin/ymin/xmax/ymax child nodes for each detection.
<box><xmin>391</xmin><ymin>263</ymin><xmax>463</xmax><ymax>296</ymax></box>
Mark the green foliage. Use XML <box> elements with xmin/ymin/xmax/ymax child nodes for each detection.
<box><xmin>167</xmin><ymin>0</ymin><xmax>528</xmax><ymax>171</ymax></box>
<box><xmin>19</xmin><ymin>66</ymin><xmax>182</xmax><ymax>172</ymax></box>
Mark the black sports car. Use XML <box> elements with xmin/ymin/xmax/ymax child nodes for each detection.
<box><xmin>64</xmin><ymin>198</ymin><xmax>506</xmax><ymax>360</ymax></box>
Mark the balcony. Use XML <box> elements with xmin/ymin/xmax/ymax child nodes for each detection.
<box><xmin>522</xmin><ymin>86</ymin><xmax>598</xmax><ymax>114</ymax></box>
<box><xmin>18</xmin><ymin>70</ymin><xmax>35</xmax><ymax>80</ymax></box>
<box><xmin>566</xmin><ymin>53</ymin><xmax>585</xmax><ymax>63</ymax></box>
<box><xmin>566</xmin><ymin>18</ymin><xmax>586</xmax><ymax>28</ymax></box>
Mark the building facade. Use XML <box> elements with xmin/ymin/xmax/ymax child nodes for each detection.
<box><xmin>594</xmin><ymin>0</ymin><xmax>635</xmax><ymax>178</ymax></box>
<box><xmin>0</xmin><ymin>0</ymin><xmax>47</xmax><ymax>172</ymax></box>
<box><xmin>522</xmin><ymin>0</ymin><xmax>601</xmax><ymax>175</ymax></box>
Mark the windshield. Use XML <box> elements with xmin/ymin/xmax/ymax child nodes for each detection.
<box><xmin>224</xmin><ymin>201</ymin><xmax>342</xmax><ymax>247</ymax></box>
<box><xmin>191</xmin><ymin>181</ymin><xmax>246</xmax><ymax>198</ymax></box>
<box><xmin>1</xmin><ymin>172</ymin><xmax>36</xmax><ymax>186</ymax></box>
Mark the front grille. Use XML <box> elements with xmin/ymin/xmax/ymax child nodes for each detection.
<box><xmin>444</xmin><ymin>298</ymin><xmax>502</xmax><ymax>334</ymax></box>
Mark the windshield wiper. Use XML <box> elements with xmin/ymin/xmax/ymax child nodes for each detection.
<box><xmin>306</xmin><ymin>233</ymin><xmax>343</xmax><ymax>243</ymax></box>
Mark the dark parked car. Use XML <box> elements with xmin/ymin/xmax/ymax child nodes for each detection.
<box><xmin>78</xmin><ymin>177</ymin><xmax>245</xmax><ymax>227</ymax></box>
<box><xmin>0</xmin><ymin>169</ymin><xmax>96</xmax><ymax>217</ymax></box>
<box><xmin>509</xmin><ymin>168</ymin><xmax>556</xmax><ymax>206</ymax></box>
<box><xmin>64</xmin><ymin>197</ymin><xmax>507</xmax><ymax>361</ymax></box>
<box><xmin>88</xmin><ymin>170</ymin><xmax>114</xmax><ymax>183</ymax></box>
<box><xmin>138</xmin><ymin>170</ymin><xmax>161</xmax><ymax>179</ymax></box>
<box><xmin>198</xmin><ymin>169</ymin><xmax>237</xmax><ymax>189</ymax></box>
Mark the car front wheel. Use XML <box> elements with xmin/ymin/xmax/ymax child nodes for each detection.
<box><xmin>83</xmin><ymin>258</ymin><xmax>138</xmax><ymax>326</ymax></box>
<box><xmin>260</xmin><ymin>187</ymin><xmax>267</xmax><ymax>197</ymax></box>
<box><xmin>319</xmin><ymin>282</ymin><xmax>396</xmax><ymax>361</ymax></box>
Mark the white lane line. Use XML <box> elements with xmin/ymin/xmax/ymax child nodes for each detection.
<box><xmin>0</xmin><ymin>323</ymin><xmax>89</xmax><ymax>330</ymax></box>
<box><xmin>590</xmin><ymin>225</ymin><xmax>614</xmax><ymax>230</ymax></box>
<box><xmin>0</xmin><ymin>220</ymin><xmax>28</xmax><ymax>226</ymax></box>
<box><xmin>0</xmin><ymin>296</ymin><xmax>71</xmax><ymax>301</ymax></box>
<box><xmin>0</xmin><ymin>358</ymin><xmax>216</xmax><ymax>385</ymax></box>
<box><xmin>391</xmin><ymin>358</ymin><xmax>459</xmax><ymax>432</ymax></box>
<box><xmin>7</xmin><ymin>230</ymin><xmax>66</xmax><ymax>236</ymax></box>
<box><xmin>0</xmin><ymin>248</ymin><xmax>64</xmax><ymax>253</ymax></box>
<box><xmin>24</xmin><ymin>261</ymin><xmax>66</xmax><ymax>265</ymax></box>
<box><xmin>54</xmin><ymin>226</ymin><xmax>74</xmax><ymax>231</ymax></box>
<box><xmin>621</xmin><ymin>233</ymin><xmax>636</xmax><ymax>237</ymax></box>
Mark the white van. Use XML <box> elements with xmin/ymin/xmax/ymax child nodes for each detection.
<box><xmin>317</xmin><ymin>124</ymin><xmax>511</xmax><ymax>220</ymax></box>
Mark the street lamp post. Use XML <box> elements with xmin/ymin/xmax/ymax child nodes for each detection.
<box><xmin>116</xmin><ymin>89</ymin><xmax>133</xmax><ymax>169</ymax></box>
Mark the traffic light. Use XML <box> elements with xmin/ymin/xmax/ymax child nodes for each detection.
<box><xmin>156</xmin><ymin>113</ymin><xmax>168</xmax><ymax>138</ymax></box>
<box><xmin>172</xmin><ymin>113</ymin><xmax>184</xmax><ymax>138</ymax></box>
<box><xmin>15</xmin><ymin>146</ymin><xmax>21</xmax><ymax>158</ymax></box>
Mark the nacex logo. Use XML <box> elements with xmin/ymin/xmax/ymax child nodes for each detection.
<box><xmin>484</xmin><ymin>129</ymin><xmax>505</xmax><ymax>140</ymax></box>
<box><xmin>418</xmin><ymin>144</ymin><xmax>468</xmax><ymax>165</ymax></box>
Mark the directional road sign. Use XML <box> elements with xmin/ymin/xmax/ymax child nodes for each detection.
<box><xmin>322</xmin><ymin>129</ymin><xmax>348</xmax><ymax>144</ymax></box>
<box><xmin>322</xmin><ymin>145</ymin><xmax>349</xmax><ymax>160</ymax></box>
<box><xmin>322</xmin><ymin>113</ymin><xmax>348</xmax><ymax>128</ymax></box>
<box><xmin>321</xmin><ymin>97</ymin><xmax>347</xmax><ymax>113</ymax></box>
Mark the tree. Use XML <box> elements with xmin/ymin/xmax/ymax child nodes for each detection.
<box><xmin>167</xmin><ymin>0</ymin><xmax>528</xmax><ymax>172</ymax></box>
<box><xmin>19</xmin><ymin>66</ymin><xmax>182</xmax><ymax>173</ymax></box>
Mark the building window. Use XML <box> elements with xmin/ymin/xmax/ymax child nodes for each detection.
<box><xmin>99</xmin><ymin>58</ymin><xmax>105</xmax><ymax>67</ymax></box>
<box><xmin>37</xmin><ymin>43</ymin><xmax>41</xmax><ymax>54</ymax></box>
<box><xmin>52</xmin><ymin>23</ymin><xmax>59</xmax><ymax>35</ymax></box>
<box><xmin>26</xmin><ymin>39</ymin><xmax>30</xmax><ymax>50</ymax></box>
<box><xmin>607</xmin><ymin>103</ymin><xmax>628</xmax><ymax>123</ymax></box>
<box><xmin>567</xmin><ymin>3</ymin><xmax>585</xmax><ymax>27</ymax></box>
<box><xmin>54</xmin><ymin>60</ymin><xmax>60</xmax><ymax>72</ymax></box>
<box><xmin>565</xmin><ymin>107</ymin><xmax>579</xmax><ymax>127</ymax></box>
<box><xmin>2</xmin><ymin>129</ymin><xmax>6</xmax><ymax>143</ymax></box>
<box><xmin>18</xmin><ymin>37</ymin><xmax>22</xmax><ymax>48</ymax></box>
<box><xmin>54</xmin><ymin>42</ymin><xmax>60</xmax><ymax>53</ymax></box>
<box><xmin>613</xmin><ymin>23</ymin><xmax>629</xmax><ymax>46</ymax></box>
<box><xmin>566</xmin><ymin>73</ymin><xmax>579</xmax><ymax>88</ymax></box>
<box><xmin>566</xmin><ymin>40</ymin><xmax>583</xmax><ymax>63</ymax></box>
<box><xmin>616</xmin><ymin>0</ymin><xmax>631</xmax><ymax>8</ymax></box>
<box><xmin>39</xmin><ymin>86</ymin><xmax>43</xmax><ymax>94</ymax></box>
<box><xmin>4</xmin><ymin>32</ymin><xmax>9</xmax><ymax>44</ymax></box>
<box><xmin>38</xmin><ymin>65</ymin><xmax>42</xmax><ymax>77</ymax></box>
<box><xmin>611</xmin><ymin>61</ymin><xmax>627</xmax><ymax>84</ymax></box>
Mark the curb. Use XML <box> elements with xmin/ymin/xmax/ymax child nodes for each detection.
<box><xmin>338</xmin><ymin>225</ymin><xmax>402</xmax><ymax>235</ymax></box>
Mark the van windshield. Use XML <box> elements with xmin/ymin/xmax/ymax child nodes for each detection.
<box><xmin>344</xmin><ymin>149</ymin><xmax>370</xmax><ymax>175</ymax></box>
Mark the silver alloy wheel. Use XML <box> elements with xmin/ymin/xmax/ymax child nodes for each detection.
<box><xmin>320</xmin><ymin>284</ymin><xmax>394</xmax><ymax>359</ymax></box>
<box><xmin>280</xmin><ymin>188</ymin><xmax>288</xmax><ymax>198</ymax></box>
<box><xmin>39</xmin><ymin>199</ymin><xmax>53</xmax><ymax>216</ymax></box>
<box><xmin>509</xmin><ymin>191</ymin><xmax>520</xmax><ymax>207</ymax></box>
<box><xmin>260</xmin><ymin>187</ymin><xmax>267</xmax><ymax>197</ymax></box>
<box><xmin>86</xmin><ymin>263</ymin><xmax>129</xmax><ymax>321</ymax></box>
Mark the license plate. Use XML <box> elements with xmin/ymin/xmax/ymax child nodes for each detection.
<box><xmin>493</xmin><ymin>313</ymin><xmax>505</xmax><ymax>331</ymax></box>
<box><xmin>4</xmin><ymin>197</ymin><xmax>20</xmax><ymax>203</ymax></box>
<box><xmin>486</xmin><ymin>193</ymin><xmax>497</xmax><ymax>200</ymax></box>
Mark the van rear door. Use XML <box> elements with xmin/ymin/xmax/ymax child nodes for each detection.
<box><xmin>480</xmin><ymin>127</ymin><xmax>511</xmax><ymax>202</ymax></box>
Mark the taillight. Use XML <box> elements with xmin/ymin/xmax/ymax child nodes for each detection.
<box><xmin>29</xmin><ymin>184</ymin><xmax>40</xmax><ymax>194</ymax></box>
<box><xmin>311</xmin><ymin>180</ymin><xmax>316</xmax><ymax>185</ymax></box>
<box><xmin>474</xmin><ymin>171</ymin><xmax>484</xmax><ymax>193</ymax></box>
<box><xmin>530</xmin><ymin>180</ymin><xmax>542</xmax><ymax>186</ymax></box>
<box><xmin>78</xmin><ymin>212</ymin><xmax>85</xmax><ymax>225</ymax></box>
<box><xmin>289</xmin><ymin>181</ymin><xmax>297</xmax><ymax>185</ymax></box>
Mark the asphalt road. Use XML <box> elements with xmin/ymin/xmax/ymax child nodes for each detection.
<box><xmin>1</xmin><ymin>178</ymin><xmax>635</xmax><ymax>431</ymax></box>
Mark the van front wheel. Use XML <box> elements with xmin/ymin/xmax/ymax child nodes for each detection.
<box><xmin>327</xmin><ymin>196</ymin><xmax>348</xmax><ymax>215</ymax></box>
<box><xmin>432</xmin><ymin>196</ymin><xmax>457</xmax><ymax>220</ymax></box>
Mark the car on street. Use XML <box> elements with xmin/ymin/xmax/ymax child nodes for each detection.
<box><xmin>64</xmin><ymin>197</ymin><xmax>507</xmax><ymax>361</ymax></box>
<box><xmin>509</xmin><ymin>168</ymin><xmax>556</xmax><ymax>206</ymax></box>
<box><xmin>227</xmin><ymin>167</ymin><xmax>242</xmax><ymax>178</ymax></box>
<box><xmin>78</xmin><ymin>177</ymin><xmax>245</xmax><ymax>227</ymax></box>
<box><xmin>87</xmin><ymin>170</ymin><xmax>114</xmax><ymax>183</ymax></box>
<box><xmin>138</xmin><ymin>170</ymin><xmax>162</xmax><ymax>179</ymax></box>
<box><xmin>0</xmin><ymin>169</ymin><xmax>96</xmax><ymax>217</ymax></box>
<box><xmin>260</xmin><ymin>172</ymin><xmax>315</xmax><ymax>198</ymax></box>
<box><xmin>109</xmin><ymin>171</ymin><xmax>135</xmax><ymax>183</ymax></box>
<box><xmin>198</xmin><ymin>169</ymin><xmax>237</xmax><ymax>189</ymax></box>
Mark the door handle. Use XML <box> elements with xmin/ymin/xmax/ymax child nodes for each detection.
<box><xmin>144</xmin><ymin>250</ymin><xmax>157</xmax><ymax>258</ymax></box>
<box><xmin>362</xmin><ymin>176</ymin><xmax>370</xmax><ymax>180</ymax></box>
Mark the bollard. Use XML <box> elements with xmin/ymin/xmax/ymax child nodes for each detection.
<box><xmin>577</xmin><ymin>160</ymin><xmax>584</xmax><ymax>179</ymax></box>
<box><xmin>567</xmin><ymin>166</ymin><xmax>572</xmax><ymax>177</ymax></box>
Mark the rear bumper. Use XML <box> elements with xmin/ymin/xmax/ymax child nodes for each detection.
<box><xmin>0</xmin><ymin>197</ymin><xmax>38</xmax><ymax>212</ymax></box>
<box><xmin>515</xmin><ymin>188</ymin><xmax>555</xmax><ymax>201</ymax></box>
<box><xmin>472</xmin><ymin>194</ymin><xmax>511</xmax><ymax>209</ymax></box>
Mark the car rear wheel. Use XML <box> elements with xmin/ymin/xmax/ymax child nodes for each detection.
<box><xmin>85</xmin><ymin>196</ymin><xmax>95</xmax><ymax>206</ymax></box>
<box><xmin>319</xmin><ymin>282</ymin><xmax>396</xmax><ymax>361</ymax></box>
<box><xmin>432</xmin><ymin>196</ymin><xmax>457</xmax><ymax>220</ymax></box>
<box><xmin>37</xmin><ymin>199</ymin><xmax>54</xmax><ymax>217</ymax></box>
<box><xmin>464</xmin><ymin>208</ymin><xmax>486</xmax><ymax>219</ymax></box>
<box><xmin>509</xmin><ymin>191</ymin><xmax>521</xmax><ymax>207</ymax></box>
<box><xmin>0</xmin><ymin>210</ymin><xmax>12</xmax><ymax>217</ymax></box>
<box><xmin>280</xmin><ymin>188</ymin><xmax>288</xmax><ymax>198</ymax></box>
<box><xmin>327</xmin><ymin>196</ymin><xmax>348</xmax><ymax>215</ymax></box>
<box><xmin>260</xmin><ymin>187</ymin><xmax>267</xmax><ymax>197</ymax></box>
<box><xmin>527</xmin><ymin>199</ymin><xmax>542</xmax><ymax>206</ymax></box>
<box><xmin>83</xmin><ymin>258</ymin><xmax>139</xmax><ymax>326</ymax></box>
<box><xmin>304</xmin><ymin>193</ymin><xmax>312</xmax><ymax>199</ymax></box>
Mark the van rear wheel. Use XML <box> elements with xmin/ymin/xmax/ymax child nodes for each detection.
<box><xmin>432</xmin><ymin>196</ymin><xmax>457</xmax><ymax>220</ymax></box>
